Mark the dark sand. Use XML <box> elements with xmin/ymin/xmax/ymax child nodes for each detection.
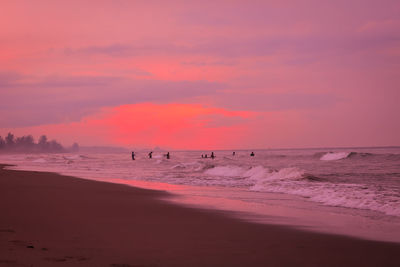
<box><xmin>1</xmin><ymin>164</ymin><xmax>400</xmax><ymax>267</ymax></box>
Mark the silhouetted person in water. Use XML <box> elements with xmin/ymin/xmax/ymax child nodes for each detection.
<box><xmin>205</xmin><ymin>154</ymin><xmax>208</xmax><ymax>158</ymax></box>
<box><xmin>250</xmin><ymin>152</ymin><xmax>255</xmax><ymax>157</ymax></box>
<box><xmin>131</xmin><ymin>151</ymin><xmax>135</xmax><ymax>160</ymax></box>
<box><xmin>232</xmin><ymin>151</ymin><xmax>236</xmax><ymax>156</ymax></box>
<box><xmin>166</xmin><ymin>152</ymin><xmax>170</xmax><ymax>159</ymax></box>
<box><xmin>211</xmin><ymin>152</ymin><xmax>215</xmax><ymax>159</ymax></box>
<box><xmin>201</xmin><ymin>154</ymin><xmax>204</xmax><ymax>158</ymax></box>
<box><xmin>148</xmin><ymin>151</ymin><xmax>153</xmax><ymax>159</ymax></box>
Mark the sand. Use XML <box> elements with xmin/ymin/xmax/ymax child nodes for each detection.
<box><xmin>1</xmin><ymin>164</ymin><xmax>400</xmax><ymax>267</ymax></box>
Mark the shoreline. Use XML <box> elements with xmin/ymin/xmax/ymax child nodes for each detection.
<box><xmin>6</xmin><ymin>162</ymin><xmax>400</xmax><ymax>244</ymax></box>
<box><xmin>1</xmin><ymin>164</ymin><xmax>400</xmax><ymax>266</ymax></box>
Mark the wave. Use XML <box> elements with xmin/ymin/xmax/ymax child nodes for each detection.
<box><xmin>320</xmin><ymin>152</ymin><xmax>351</xmax><ymax>161</ymax></box>
<box><xmin>386</xmin><ymin>153</ymin><xmax>400</xmax><ymax>160</ymax></box>
<box><xmin>318</xmin><ymin>151</ymin><xmax>400</xmax><ymax>161</ymax></box>
<box><xmin>204</xmin><ymin>164</ymin><xmax>400</xmax><ymax>216</ymax></box>
<box><xmin>319</xmin><ymin>151</ymin><xmax>373</xmax><ymax>161</ymax></box>
<box><xmin>248</xmin><ymin>167</ymin><xmax>400</xmax><ymax>216</ymax></box>
<box><xmin>4</xmin><ymin>151</ymin><xmax>400</xmax><ymax>218</ymax></box>
<box><xmin>204</xmin><ymin>165</ymin><xmax>252</xmax><ymax>177</ymax></box>
<box><xmin>205</xmin><ymin>165</ymin><xmax>319</xmax><ymax>182</ymax></box>
<box><xmin>251</xmin><ymin>180</ymin><xmax>400</xmax><ymax>217</ymax></box>
<box><xmin>171</xmin><ymin>161</ymin><xmax>215</xmax><ymax>172</ymax></box>
<box><xmin>63</xmin><ymin>154</ymin><xmax>87</xmax><ymax>160</ymax></box>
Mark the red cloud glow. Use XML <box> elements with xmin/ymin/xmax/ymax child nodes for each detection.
<box><xmin>3</xmin><ymin>103</ymin><xmax>254</xmax><ymax>150</ymax></box>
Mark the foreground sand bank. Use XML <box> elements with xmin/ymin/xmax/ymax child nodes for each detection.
<box><xmin>1</xmin><ymin>164</ymin><xmax>400</xmax><ymax>266</ymax></box>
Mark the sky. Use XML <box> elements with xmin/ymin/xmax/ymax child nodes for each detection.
<box><xmin>1</xmin><ymin>0</ymin><xmax>399</xmax><ymax>150</ymax></box>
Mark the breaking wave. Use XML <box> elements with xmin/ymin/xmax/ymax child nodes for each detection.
<box><xmin>249</xmin><ymin>168</ymin><xmax>400</xmax><ymax>217</ymax></box>
<box><xmin>318</xmin><ymin>151</ymin><xmax>400</xmax><ymax>161</ymax></box>
<box><xmin>251</xmin><ymin>179</ymin><xmax>400</xmax><ymax>216</ymax></box>
<box><xmin>1</xmin><ymin>149</ymin><xmax>400</xmax><ymax>218</ymax></box>
<box><xmin>204</xmin><ymin>165</ymin><xmax>319</xmax><ymax>183</ymax></box>
<box><xmin>203</xmin><ymin>164</ymin><xmax>400</xmax><ymax>216</ymax></box>
<box><xmin>320</xmin><ymin>152</ymin><xmax>351</xmax><ymax>161</ymax></box>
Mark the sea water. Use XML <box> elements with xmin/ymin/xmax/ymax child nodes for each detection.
<box><xmin>1</xmin><ymin>147</ymin><xmax>400</xmax><ymax>242</ymax></box>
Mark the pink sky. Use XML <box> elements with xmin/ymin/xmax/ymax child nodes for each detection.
<box><xmin>1</xmin><ymin>0</ymin><xmax>399</xmax><ymax>149</ymax></box>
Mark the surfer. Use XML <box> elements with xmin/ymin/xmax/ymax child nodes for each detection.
<box><xmin>166</xmin><ymin>152</ymin><xmax>170</xmax><ymax>159</ymax></box>
<box><xmin>250</xmin><ymin>152</ymin><xmax>255</xmax><ymax>157</ymax></box>
<box><xmin>211</xmin><ymin>152</ymin><xmax>215</xmax><ymax>159</ymax></box>
<box><xmin>205</xmin><ymin>154</ymin><xmax>208</xmax><ymax>158</ymax></box>
<box><xmin>148</xmin><ymin>151</ymin><xmax>153</xmax><ymax>159</ymax></box>
<box><xmin>131</xmin><ymin>151</ymin><xmax>135</xmax><ymax>160</ymax></box>
<box><xmin>232</xmin><ymin>151</ymin><xmax>236</xmax><ymax>156</ymax></box>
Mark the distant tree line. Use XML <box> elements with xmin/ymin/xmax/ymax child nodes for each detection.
<box><xmin>0</xmin><ymin>133</ymin><xmax>79</xmax><ymax>153</ymax></box>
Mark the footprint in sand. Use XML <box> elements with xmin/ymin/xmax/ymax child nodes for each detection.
<box><xmin>9</xmin><ymin>240</ymin><xmax>32</xmax><ymax>247</ymax></box>
<box><xmin>110</xmin><ymin>264</ymin><xmax>156</xmax><ymax>267</ymax></box>
<box><xmin>44</xmin><ymin>257</ymin><xmax>67</xmax><ymax>262</ymax></box>
<box><xmin>0</xmin><ymin>229</ymin><xmax>16</xmax><ymax>233</ymax></box>
<box><xmin>44</xmin><ymin>255</ymin><xmax>90</xmax><ymax>262</ymax></box>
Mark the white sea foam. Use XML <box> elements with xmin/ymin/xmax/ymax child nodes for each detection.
<box><xmin>203</xmin><ymin>164</ymin><xmax>400</xmax><ymax>216</ymax></box>
<box><xmin>205</xmin><ymin>165</ymin><xmax>305</xmax><ymax>182</ymax></box>
<box><xmin>1</xmin><ymin>148</ymin><xmax>399</xmax><ymax>218</ymax></box>
<box><xmin>320</xmin><ymin>152</ymin><xmax>350</xmax><ymax>161</ymax></box>
<box><xmin>204</xmin><ymin>165</ymin><xmax>400</xmax><ymax>217</ymax></box>
<box><xmin>250</xmin><ymin>172</ymin><xmax>400</xmax><ymax>216</ymax></box>
<box><xmin>171</xmin><ymin>161</ymin><xmax>203</xmax><ymax>170</ymax></box>
<box><xmin>204</xmin><ymin>165</ymin><xmax>247</xmax><ymax>177</ymax></box>
<box><xmin>262</xmin><ymin>167</ymin><xmax>305</xmax><ymax>181</ymax></box>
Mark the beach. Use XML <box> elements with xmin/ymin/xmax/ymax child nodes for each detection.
<box><xmin>1</xmin><ymin>164</ymin><xmax>400</xmax><ymax>267</ymax></box>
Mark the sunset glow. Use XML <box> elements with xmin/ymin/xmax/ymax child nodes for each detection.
<box><xmin>1</xmin><ymin>1</ymin><xmax>399</xmax><ymax>149</ymax></box>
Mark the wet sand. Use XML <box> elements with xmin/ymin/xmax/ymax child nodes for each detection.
<box><xmin>1</xmin><ymin>164</ymin><xmax>400</xmax><ymax>266</ymax></box>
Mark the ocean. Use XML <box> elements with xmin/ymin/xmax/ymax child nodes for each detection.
<box><xmin>1</xmin><ymin>147</ymin><xmax>400</xmax><ymax>242</ymax></box>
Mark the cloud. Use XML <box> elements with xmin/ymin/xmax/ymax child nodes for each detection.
<box><xmin>62</xmin><ymin>38</ymin><xmax>283</xmax><ymax>59</ymax></box>
<box><xmin>60</xmin><ymin>24</ymin><xmax>400</xmax><ymax>66</ymax></box>
<box><xmin>213</xmin><ymin>92</ymin><xmax>340</xmax><ymax>112</ymax></box>
<box><xmin>181</xmin><ymin>60</ymin><xmax>236</xmax><ymax>66</ymax></box>
<box><xmin>197</xmin><ymin>113</ymin><xmax>250</xmax><ymax>128</ymax></box>
<box><xmin>0</xmin><ymin>71</ymin><xmax>342</xmax><ymax>128</ymax></box>
<box><xmin>1</xmin><ymin>103</ymin><xmax>254</xmax><ymax>150</ymax></box>
<box><xmin>0</xmin><ymin>73</ymin><xmax>224</xmax><ymax>127</ymax></box>
<box><xmin>0</xmin><ymin>72</ymin><xmax>24</xmax><ymax>88</ymax></box>
<box><xmin>65</xmin><ymin>44</ymin><xmax>135</xmax><ymax>57</ymax></box>
<box><xmin>1</xmin><ymin>1</ymin><xmax>399</xmax><ymax>148</ymax></box>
